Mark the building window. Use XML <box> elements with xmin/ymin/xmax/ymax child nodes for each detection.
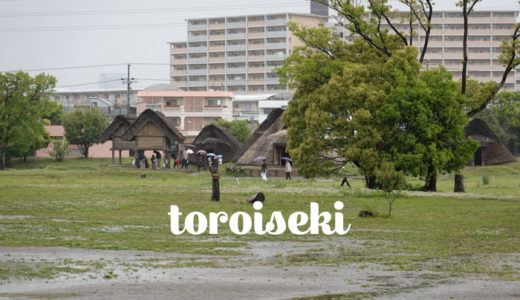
<box><xmin>168</xmin><ymin>117</ymin><xmax>181</xmax><ymax>126</ymax></box>
<box><xmin>164</xmin><ymin>97</ymin><xmax>183</xmax><ymax>106</ymax></box>
<box><xmin>205</xmin><ymin>98</ymin><xmax>222</xmax><ymax>106</ymax></box>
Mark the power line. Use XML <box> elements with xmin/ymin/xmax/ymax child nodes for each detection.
<box><xmin>0</xmin><ymin>2</ymin><xmax>308</xmax><ymax>18</ymax></box>
<box><xmin>1</xmin><ymin>63</ymin><xmax>169</xmax><ymax>72</ymax></box>
<box><xmin>56</xmin><ymin>79</ymin><xmax>124</xmax><ymax>88</ymax></box>
<box><xmin>0</xmin><ymin>22</ymin><xmax>186</xmax><ymax>32</ymax></box>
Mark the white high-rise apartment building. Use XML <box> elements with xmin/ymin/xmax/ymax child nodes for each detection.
<box><xmin>169</xmin><ymin>13</ymin><xmax>327</xmax><ymax>95</ymax></box>
<box><xmin>335</xmin><ymin>10</ymin><xmax>520</xmax><ymax>91</ymax></box>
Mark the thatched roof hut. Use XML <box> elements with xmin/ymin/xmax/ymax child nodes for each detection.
<box><xmin>465</xmin><ymin>118</ymin><xmax>516</xmax><ymax>166</ymax></box>
<box><xmin>99</xmin><ymin>115</ymin><xmax>136</xmax><ymax>164</ymax></box>
<box><xmin>121</xmin><ymin>109</ymin><xmax>184</xmax><ymax>167</ymax></box>
<box><xmin>192</xmin><ymin>124</ymin><xmax>240</xmax><ymax>163</ymax></box>
<box><xmin>234</xmin><ymin>108</ymin><xmax>288</xmax><ymax>165</ymax></box>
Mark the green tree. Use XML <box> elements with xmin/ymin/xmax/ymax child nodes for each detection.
<box><xmin>40</xmin><ymin>99</ymin><xmax>63</xmax><ymax>125</ymax></box>
<box><xmin>47</xmin><ymin>139</ymin><xmax>69</xmax><ymax>162</ymax></box>
<box><xmin>0</xmin><ymin>71</ymin><xmax>56</xmax><ymax>169</ymax></box>
<box><xmin>280</xmin><ymin>23</ymin><xmax>477</xmax><ymax>191</ymax></box>
<box><xmin>212</xmin><ymin>119</ymin><xmax>252</xmax><ymax>145</ymax></box>
<box><xmin>491</xmin><ymin>91</ymin><xmax>520</xmax><ymax>143</ymax></box>
<box><xmin>62</xmin><ymin>108</ymin><xmax>108</xmax><ymax>158</ymax></box>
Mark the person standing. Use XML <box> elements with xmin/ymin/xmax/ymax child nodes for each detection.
<box><xmin>197</xmin><ymin>154</ymin><xmax>202</xmax><ymax>172</ymax></box>
<box><xmin>261</xmin><ymin>159</ymin><xmax>268</xmax><ymax>181</ymax></box>
<box><xmin>154</xmin><ymin>151</ymin><xmax>162</xmax><ymax>169</ymax></box>
<box><xmin>285</xmin><ymin>160</ymin><xmax>292</xmax><ymax>180</ymax></box>
<box><xmin>151</xmin><ymin>154</ymin><xmax>156</xmax><ymax>169</ymax></box>
<box><xmin>181</xmin><ymin>150</ymin><xmax>189</xmax><ymax>169</ymax></box>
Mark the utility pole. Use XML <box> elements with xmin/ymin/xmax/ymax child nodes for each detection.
<box><xmin>121</xmin><ymin>64</ymin><xmax>136</xmax><ymax>116</ymax></box>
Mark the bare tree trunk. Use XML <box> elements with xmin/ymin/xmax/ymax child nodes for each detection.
<box><xmin>424</xmin><ymin>165</ymin><xmax>437</xmax><ymax>192</ymax></box>
<box><xmin>0</xmin><ymin>151</ymin><xmax>5</xmax><ymax>170</ymax></box>
<box><xmin>454</xmin><ymin>174</ymin><xmax>465</xmax><ymax>193</ymax></box>
<box><xmin>83</xmin><ymin>145</ymin><xmax>89</xmax><ymax>158</ymax></box>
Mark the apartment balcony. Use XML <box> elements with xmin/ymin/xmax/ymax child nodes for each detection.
<box><xmin>467</xmin><ymin>64</ymin><xmax>492</xmax><ymax>71</ymax></box>
<box><xmin>209</xmin><ymin>23</ymin><xmax>225</xmax><ymax>30</ymax></box>
<box><xmin>444</xmin><ymin>41</ymin><xmax>464</xmax><ymax>47</ymax></box>
<box><xmin>187</xmin><ymin>69</ymin><xmax>208</xmax><ymax>76</ymax></box>
<box><xmin>171</xmin><ymin>59</ymin><xmax>187</xmax><ymax>64</ymax></box>
<box><xmin>492</xmin><ymin>17</ymin><xmax>517</xmax><ymax>24</ymax></box>
<box><xmin>164</xmin><ymin>105</ymin><xmax>183</xmax><ymax>112</ymax></box>
<box><xmin>209</xmin><ymin>46</ymin><xmax>225</xmax><ymax>51</ymax></box>
<box><xmin>265</xmin><ymin>65</ymin><xmax>282</xmax><ymax>72</ymax></box>
<box><xmin>468</xmin><ymin>17</ymin><xmax>491</xmax><ymax>23</ymax></box>
<box><xmin>266</xmin><ymin>54</ymin><xmax>286</xmax><ymax>61</ymax></box>
<box><xmin>227</xmin><ymin>56</ymin><xmax>247</xmax><ymax>62</ymax></box>
<box><xmin>468</xmin><ymin>52</ymin><xmax>492</xmax><ymax>59</ymax></box>
<box><xmin>248</xmin><ymin>21</ymin><xmax>265</xmax><ymax>27</ymax></box>
<box><xmin>226</xmin><ymin>22</ymin><xmax>247</xmax><ymax>29</ymax></box>
<box><xmin>189</xmin><ymin>46</ymin><xmax>208</xmax><ymax>53</ymax></box>
<box><xmin>265</xmin><ymin>19</ymin><xmax>287</xmax><ymax>26</ymax></box>
<box><xmin>188</xmin><ymin>35</ymin><xmax>208</xmax><ymax>42</ymax></box>
<box><xmin>208</xmin><ymin>57</ymin><xmax>225</xmax><ymax>63</ymax></box>
<box><xmin>468</xmin><ymin>41</ymin><xmax>492</xmax><ymax>47</ymax></box>
<box><xmin>494</xmin><ymin>28</ymin><xmax>515</xmax><ymax>35</ymax></box>
<box><xmin>187</xmin><ymin>81</ymin><xmax>208</xmax><ymax>87</ymax></box>
<box><xmin>248</xmin><ymin>67</ymin><xmax>265</xmax><ymax>73</ymax></box>
<box><xmin>227</xmin><ymin>79</ymin><xmax>247</xmax><ymax>85</ymax></box>
<box><xmin>443</xmin><ymin>52</ymin><xmax>463</xmax><ymax>59</ymax></box>
<box><xmin>247</xmin><ymin>32</ymin><xmax>265</xmax><ymax>39</ymax></box>
<box><xmin>227</xmin><ymin>33</ymin><xmax>247</xmax><ymax>39</ymax></box>
<box><xmin>171</xmin><ymin>47</ymin><xmax>187</xmax><ymax>54</ymax></box>
<box><xmin>171</xmin><ymin>81</ymin><xmax>187</xmax><ymax>87</ymax></box>
<box><xmin>248</xmin><ymin>43</ymin><xmax>265</xmax><ymax>50</ymax></box>
<box><xmin>262</xmin><ymin>78</ymin><xmax>279</xmax><ymax>86</ymax></box>
<box><xmin>208</xmin><ymin>68</ymin><xmax>225</xmax><ymax>74</ymax></box>
<box><xmin>188</xmin><ymin>23</ymin><xmax>208</xmax><ymax>31</ymax></box>
<box><xmin>266</xmin><ymin>31</ymin><xmax>287</xmax><ymax>38</ymax></box>
<box><xmin>427</xmin><ymin>41</ymin><xmax>443</xmax><ymax>47</ymax></box>
<box><xmin>172</xmin><ymin>69</ymin><xmax>187</xmax><ymax>75</ymax></box>
<box><xmin>248</xmin><ymin>79</ymin><xmax>265</xmax><ymax>85</ymax></box>
<box><xmin>265</xmin><ymin>42</ymin><xmax>287</xmax><ymax>49</ymax></box>
<box><xmin>469</xmin><ymin>29</ymin><xmax>492</xmax><ymax>35</ymax></box>
<box><xmin>423</xmin><ymin>52</ymin><xmax>443</xmax><ymax>59</ymax></box>
<box><xmin>248</xmin><ymin>55</ymin><xmax>265</xmax><ymax>61</ymax></box>
<box><xmin>443</xmin><ymin>29</ymin><xmax>464</xmax><ymax>35</ymax></box>
<box><xmin>188</xmin><ymin>57</ymin><xmax>208</xmax><ymax>64</ymax></box>
<box><xmin>226</xmin><ymin>44</ymin><xmax>247</xmax><ymax>51</ymax></box>
<box><xmin>227</xmin><ymin>67</ymin><xmax>247</xmax><ymax>74</ymax></box>
<box><xmin>209</xmin><ymin>34</ymin><xmax>225</xmax><ymax>41</ymax></box>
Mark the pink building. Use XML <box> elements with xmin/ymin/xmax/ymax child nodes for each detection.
<box><xmin>35</xmin><ymin>125</ymin><xmax>126</xmax><ymax>159</ymax></box>
<box><xmin>136</xmin><ymin>90</ymin><xmax>234</xmax><ymax>138</ymax></box>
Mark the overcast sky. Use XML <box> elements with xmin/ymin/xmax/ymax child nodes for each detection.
<box><xmin>0</xmin><ymin>0</ymin><xmax>518</xmax><ymax>91</ymax></box>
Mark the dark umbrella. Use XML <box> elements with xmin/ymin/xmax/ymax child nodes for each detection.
<box><xmin>253</xmin><ymin>156</ymin><xmax>266</xmax><ymax>162</ymax></box>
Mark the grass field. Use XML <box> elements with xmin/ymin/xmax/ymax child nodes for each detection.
<box><xmin>0</xmin><ymin>158</ymin><xmax>519</xmax><ymax>284</ymax></box>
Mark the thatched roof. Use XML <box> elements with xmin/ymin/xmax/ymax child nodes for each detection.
<box><xmin>465</xmin><ymin>118</ymin><xmax>516</xmax><ymax>165</ymax></box>
<box><xmin>100</xmin><ymin>115</ymin><xmax>136</xmax><ymax>143</ymax></box>
<box><xmin>234</xmin><ymin>108</ymin><xmax>286</xmax><ymax>165</ymax></box>
<box><xmin>233</xmin><ymin>108</ymin><xmax>285</xmax><ymax>162</ymax></box>
<box><xmin>192</xmin><ymin>124</ymin><xmax>241</xmax><ymax>163</ymax></box>
<box><xmin>121</xmin><ymin>109</ymin><xmax>184</xmax><ymax>143</ymax></box>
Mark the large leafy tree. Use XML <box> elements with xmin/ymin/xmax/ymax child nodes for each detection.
<box><xmin>212</xmin><ymin>119</ymin><xmax>252</xmax><ymax>145</ymax></box>
<box><xmin>0</xmin><ymin>71</ymin><xmax>56</xmax><ymax>169</ymax></box>
<box><xmin>62</xmin><ymin>108</ymin><xmax>108</xmax><ymax>158</ymax></box>
<box><xmin>40</xmin><ymin>98</ymin><xmax>63</xmax><ymax>125</ymax></box>
<box><xmin>281</xmin><ymin>39</ymin><xmax>476</xmax><ymax>190</ymax></box>
<box><xmin>491</xmin><ymin>91</ymin><xmax>520</xmax><ymax>142</ymax></box>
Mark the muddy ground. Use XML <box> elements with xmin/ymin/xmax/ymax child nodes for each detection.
<box><xmin>1</xmin><ymin>241</ymin><xmax>519</xmax><ymax>299</ymax></box>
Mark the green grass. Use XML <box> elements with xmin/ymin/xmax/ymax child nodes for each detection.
<box><xmin>1</xmin><ymin>158</ymin><xmax>520</xmax><ymax>279</ymax></box>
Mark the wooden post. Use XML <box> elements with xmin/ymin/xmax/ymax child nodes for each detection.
<box><xmin>210</xmin><ymin>163</ymin><xmax>220</xmax><ymax>201</ymax></box>
<box><xmin>118</xmin><ymin>150</ymin><xmax>122</xmax><ymax>165</ymax></box>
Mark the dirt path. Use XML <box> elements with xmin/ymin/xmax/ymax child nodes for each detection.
<box><xmin>0</xmin><ymin>244</ymin><xmax>519</xmax><ymax>299</ymax></box>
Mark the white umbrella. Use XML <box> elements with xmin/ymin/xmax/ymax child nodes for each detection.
<box><xmin>186</xmin><ymin>149</ymin><xmax>194</xmax><ymax>154</ymax></box>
